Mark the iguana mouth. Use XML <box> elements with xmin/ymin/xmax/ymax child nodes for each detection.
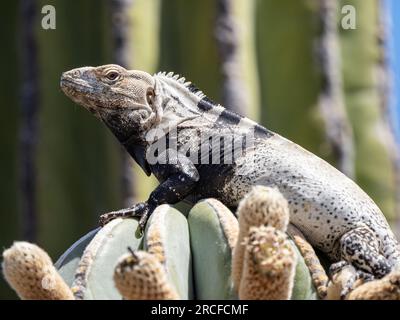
<box><xmin>60</xmin><ymin>77</ymin><xmax>93</xmax><ymax>95</ymax></box>
<box><xmin>60</xmin><ymin>77</ymin><xmax>100</xmax><ymax>116</ymax></box>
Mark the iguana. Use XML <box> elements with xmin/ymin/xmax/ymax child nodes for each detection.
<box><xmin>60</xmin><ymin>64</ymin><xmax>400</xmax><ymax>284</ymax></box>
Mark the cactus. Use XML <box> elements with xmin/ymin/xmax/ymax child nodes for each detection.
<box><xmin>2</xmin><ymin>202</ymin><xmax>320</xmax><ymax>300</ymax></box>
<box><xmin>238</xmin><ymin>226</ymin><xmax>297</xmax><ymax>300</ymax></box>
<box><xmin>55</xmin><ymin>205</ymin><xmax>191</xmax><ymax>300</ymax></box>
<box><xmin>2</xmin><ymin>242</ymin><xmax>73</xmax><ymax>300</ymax></box>
<box><xmin>188</xmin><ymin>198</ymin><xmax>239</xmax><ymax>299</ymax></box>
<box><xmin>3</xmin><ymin>218</ymin><xmax>143</xmax><ymax>300</ymax></box>
<box><xmin>2</xmin><ymin>206</ymin><xmax>191</xmax><ymax>300</ymax></box>
<box><xmin>114</xmin><ymin>250</ymin><xmax>179</xmax><ymax>300</ymax></box>
<box><xmin>143</xmin><ymin>205</ymin><xmax>193</xmax><ymax>299</ymax></box>
<box><xmin>55</xmin><ymin>228</ymin><xmax>99</xmax><ymax>287</ymax></box>
<box><xmin>70</xmin><ymin>218</ymin><xmax>142</xmax><ymax>299</ymax></box>
<box><xmin>289</xmin><ymin>239</ymin><xmax>319</xmax><ymax>300</ymax></box>
<box><xmin>189</xmin><ymin>192</ymin><xmax>319</xmax><ymax>300</ymax></box>
<box><xmin>2</xmin><ymin>190</ymin><xmax>323</xmax><ymax>300</ymax></box>
<box><xmin>232</xmin><ymin>186</ymin><xmax>320</xmax><ymax>300</ymax></box>
<box><xmin>232</xmin><ymin>186</ymin><xmax>290</xmax><ymax>289</ymax></box>
<box><xmin>347</xmin><ymin>270</ymin><xmax>400</xmax><ymax>300</ymax></box>
<box><xmin>339</xmin><ymin>0</ymin><xmax>398</xmax><ymax>221</ymax></box>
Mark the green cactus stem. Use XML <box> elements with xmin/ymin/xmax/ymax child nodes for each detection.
<box><xmin>71</xmin><ymin>218</ymin><xmax>143</xmax><ymax>300</ymax></box>
<box><xmin>144</xmin><ymin>204</ymin><xmax>193</xmax><ymax>300</ymax></box>
<box><xmin>188</xmin><ymin>198</ymin><xmax>239</xmax><ymax>299</ymax></box>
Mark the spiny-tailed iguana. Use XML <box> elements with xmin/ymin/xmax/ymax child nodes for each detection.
<box><xmin>60</xmin><ymin>64</ymin><xmax>400</xmax><ymax>282</ymax></box>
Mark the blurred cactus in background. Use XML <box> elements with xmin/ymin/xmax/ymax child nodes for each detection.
<box><xmin>35</xmin><ymin>0</ymin><xmax>121</xmax><ymax>268</ymax></box>
<box><xmin>256</xmin><ymin>0</ymin><xmax>398</xmax><ymax>221</ymax></box>
<box><xmin>0</xmin><ymin>0</ymin><xmax>399</xmax><ymax>298</ymax></box>
<box><xmin>0</xmin><ymin>1</ymin><xmax>21</xmax><ymax>299</ymax></box>
<box><xmin>339</xmin><ymin>0</ymin><xmax>399</xmax><ymax>222</ymax></box>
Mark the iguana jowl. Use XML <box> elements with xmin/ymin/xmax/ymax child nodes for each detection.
<box><xmin>60</xmin><ymin>64</ymin><xmax>400</xmax><ymax>280</ymax></box>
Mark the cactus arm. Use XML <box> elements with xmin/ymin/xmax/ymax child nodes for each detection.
<box><xmin>202</xmin><ymin>199</ymin><xmax>239</xmax><ymax>251</ymax></box>
<box><xmin>238</xmin><ymin>226</ymin><xmax>297</xmax><ymax>300</ymax></box>
<box><xmin>114</xmin><ymin>250</ymin><xmax>180</xmax><ymax>300</ymax></box>
<box><xmin>71</xmin><ymin>218</ymin><xmax>143</xmax><ymax>300</ymax></box>
<box><xmin>233</xmin><ymin>186</ymin><xmax>319</xmax><ymax>300</ymax></box>
<box><xmin>188</xmin><ymin>199</ymin><xmax>239</xmax><ymax>300</ymax></box>
<box><xmin>2</xmin><ymin>242</ymin><xmax>74</xmax><ymax>300</ymax></box>
<box><xmin>55</xmin><ymin>227</ymin><xmax>99</xmax><ymax>287</ymax></box>
<box><xmin>289</xmin><ymin>239</ymin><xmax>319</xmax><ymax>300</ymax></box>
<box><xmin>144</xmin><ymin>204</ymin><xmax>193</xmax><ymax>299</ymax></box>
<box><xmin>347</xmin><ymin>270</ymin><xmax>400</xmax><ymax>300</ymax></box>
<box><xmin>232</xmin><ymin>186</ymin><xmax>290</xmax><ymax>289</ymax></box>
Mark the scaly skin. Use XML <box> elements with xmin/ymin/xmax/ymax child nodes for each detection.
<box><xmin>60</xmin><ymin>64</ymin><xmax>400</xmax><ymax>283</ymax></box>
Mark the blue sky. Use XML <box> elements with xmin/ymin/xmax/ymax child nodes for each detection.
<box><xmin>387</xmin><ymin>0</ymin><xmax>400</xmax><ymax>140</ymax></box>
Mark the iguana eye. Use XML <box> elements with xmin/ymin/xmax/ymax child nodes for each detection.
<box><xmin>146</xmin><ymin>88</ymin><xmax>155</xmax><ymax>106</ymax></box>
<box><xmin>106</xmin><ymin>71</ymin><xmax>120</xmax><ymax>81</ymax></box>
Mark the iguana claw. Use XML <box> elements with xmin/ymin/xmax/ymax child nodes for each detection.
<box><xmin>99</xmin><ymin>202</ymin><xmax>151</xmax><ymax>229</ymax></box>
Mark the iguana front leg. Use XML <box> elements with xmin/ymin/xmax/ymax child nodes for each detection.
<box><xmin>328</xmin><ymin>261</ymin><xmax>374</xmax><ymax>299</ymax></box>
<box><xmin>100</xmin><ymin>150</ymin><xmax>199</xmax><ymax>229</ymax></box>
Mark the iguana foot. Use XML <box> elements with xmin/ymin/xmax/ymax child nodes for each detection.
<box><xmin>339</xmin><ymin>226</ymin><xmax>391</xmax><ymax>278</ymax></box>
<box><xmin>356</xmin><ymin>270</ymin><xmax>375</xmax><ymax>282</ymax></box>
<box><xmin>329</xmin><ymin>261</ymin><xmax>358</xmax><ymax>299</ymax></box>
<box><xmin>328</xmin><ymin>225</ymin><xmax>392</xmax><ymax>299</ymax></box>
<box><xmin>327</xmin><ymin>261</ymin><xmax>373</xmax><ymax>299</ymax></box>
<box><xmin>329</xmin><ymin>261</ymin><xmax>349</xmax><ymax>275</ymax></box>
<box><xmin>99</xmin><ymin>202</ymin><xmax>152</xmax><ymax>230</ymax></box>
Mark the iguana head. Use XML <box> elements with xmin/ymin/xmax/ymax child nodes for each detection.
<box><xmin>61</xmin><ymin>64</ymin><xmax>205</xmax><ymax>144</ymax></box>
<box><xmin>60</xmin><ymin>64</ymin><xmax>157</xmax><ymax>142</ymax></box>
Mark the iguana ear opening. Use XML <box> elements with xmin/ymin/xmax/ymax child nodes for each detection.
<box><xmin>146</xmin><ymin>88</ymin><xmax>155</xmax><ymax>107</ymax></box>
<box><xmin>141</xmin><ymin>88</ymin><xmax>163</xmax><ymax>131</ymax></box>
